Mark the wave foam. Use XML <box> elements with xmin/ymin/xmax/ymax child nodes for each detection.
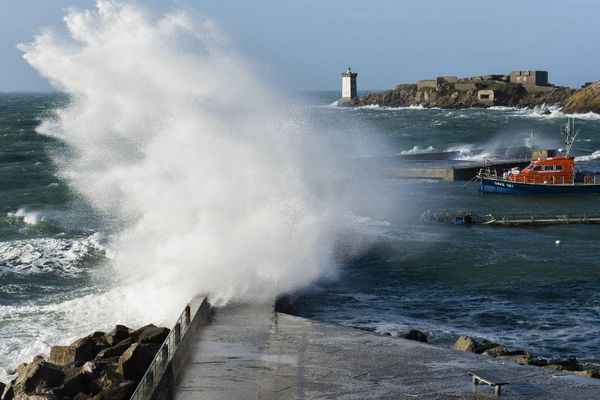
<box><xmin>576</xmin><ymin>150</ymin><xmax>600</xmax><ymax>162</ymax></box>
<box><xmin>401</xmin><ymin>145</ymin><xmax>437</xmax><ymax>155</ymax></box>
<box><xmin>0</xmin><ymin>234</ymin><xmax>105</xmax><ymax>277</ymax></box>
<box><xmin>7</xmin><ymin>208</ymin><xmax>44</xmax><ymax>225</ymax></box>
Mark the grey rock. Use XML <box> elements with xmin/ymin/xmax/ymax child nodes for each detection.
<box><xmin>544</xmin><ymin>356</ymin><xmax>581</xmax><ymax>372</ymax></box>
<box><xmin>481</xmin><ymin>345</ymin><xmax>509</xmax><ymax>357</ymax></box>
<box><xmin>131</xmin><ymin>324</ymin><xmax>169</xmax><ymax>344</ymax></box>
<box><xmin>9</xmin><ymin>357</ymin><xmax>64</xmax><ymax>398</ymax></box>
<box><xmin>451</xmin><ymin>335</ymin><xmax>501</xmax><ymax>354</ymax></box>
<box><xmin>575</xmin><ymin>370</ymin><xmax>600</xmax><ymax>379</ymax></box>
<box><xmin>105</xmin><ymin>325</ymin><xmax>133</xmax><ymax>347</ymax></box>
<box><xmin>116</xmin><ymin>343</ymin><xmax>158</xmax><ymax>381</ymax></box>
<box><xmin>95</xmin><ymin>339</ymin><xmax>133</xmax><ymax>360</ymax></box>
<box><xmin>452</xmin><ymin>336</ymin><xmax>477</xmax><ymax>352</ymax></box>
<box><xmin>495</xmin><ymin>350</ymin><xmax>532</xmax><ymax>365</ymax></box>
<box><xmin>91</xmin><ymin>380</ymin><xmax>136</xmax><ymax>400</ymax></box>
<box><xmin>90</xmin><ymin>371</ymin><xmax>126</xmax><ymax>394</ymax></box>
<box><xmin>49</xmin><ymin>346</ymin><xmax>92</xmax><ymax>368</ymax></box>
<box><xmin>399</xmin><ymin>330</ymin><xmax>428</xmax><ymax>343</ymax></box>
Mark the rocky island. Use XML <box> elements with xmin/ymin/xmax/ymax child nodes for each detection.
<box><xmin>360</xmin><ymin>70</ymin><xmax>600</xmax><ymax>113</ymax></box>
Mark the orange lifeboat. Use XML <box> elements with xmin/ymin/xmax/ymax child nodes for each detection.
<box><xmin>505</xmin><ymin>156</ymin><xmax>574</xmax><ymax>185</ymax></box>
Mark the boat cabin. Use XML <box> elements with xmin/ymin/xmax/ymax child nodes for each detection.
<box><xmin>504</xmin><ymin>156</ymin><xmax>574</xmax><ymax>185</ymax></box>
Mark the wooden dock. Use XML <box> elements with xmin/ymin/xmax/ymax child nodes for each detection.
<box><xmin>484</xmin><ymin>214</ymin><xmax>600</xmax><ymax>226</ymax></box>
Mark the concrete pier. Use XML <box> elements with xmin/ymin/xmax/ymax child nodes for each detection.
<box><xmin>357</xmin><ymin>155</ymin><xmax>531</xmax><ymax>181</ymax></box>
<box><xmin>171</xmin><ymin>304</ymin><xmax>600</xmax><ymax>399</ymax></box>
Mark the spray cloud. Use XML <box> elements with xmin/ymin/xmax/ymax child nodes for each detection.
<box><xmin>20</xmin><ymin>0</ymin><xmax>369</xmax><ymax>318</ymax></box>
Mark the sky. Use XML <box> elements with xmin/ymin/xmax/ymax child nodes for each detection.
<box><xmin>1</xmin><ymin>0</ymin><xmax>600</xmax><ymax>92</ymax></box>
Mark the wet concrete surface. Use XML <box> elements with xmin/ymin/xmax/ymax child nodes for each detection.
<box><xmin>173</xmin><ymin>303</ymin><xmax>600</xmax><ymax>399</ymax></box>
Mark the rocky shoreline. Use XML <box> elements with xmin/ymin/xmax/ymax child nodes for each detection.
<box><xmin>393</xmin><ymin>329</ymin><xmax>600</xmax><ymax>379</ymax></box>
<box><xmin>359</xmin><ymin>76</ymin><xmax>600</xmax><ymax>114</ymax></box>
<box><xmin>2</xmin><ymin>320</ymin><xmax>598</xmax><ymax>400</ymax></box>
<box><xmin>0</xmin><ymin>324</ymin><xmax>169</xmax><ymax>400</ymax></box>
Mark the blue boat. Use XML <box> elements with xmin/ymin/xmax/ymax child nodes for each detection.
<box><xmin>478</xmin><ymin>119</ymin><xmax>600</xmax><ymax>195</ymax></box>
<box><xmin>479</xmin><ymin>177</ymin><xmax>600</xmax><ymax>195</ymax></box>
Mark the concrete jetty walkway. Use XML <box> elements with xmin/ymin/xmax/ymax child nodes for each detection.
<box><xmin>172</xmin><ymin>304</ymin><xmax>600</xmax><ymax>399</ymax></box>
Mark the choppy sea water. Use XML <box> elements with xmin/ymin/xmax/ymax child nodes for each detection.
<box><xmin>292</xmin><ymin>91</ymin><xmax>600</xmax><ymax>368</ymax></box>
<box><xmin>1</xmin><ymin>91</ymin><xmax>600</xmax><ymax>380</ymax></box>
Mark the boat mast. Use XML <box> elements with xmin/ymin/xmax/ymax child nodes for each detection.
<box><xmin>561</xmin><ymin>117</ymin><xmax>578</xmax><ymax>157</ymax></box>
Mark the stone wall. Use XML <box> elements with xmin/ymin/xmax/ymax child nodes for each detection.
<box><xmin>510</xmin><ymin>71</ymin><xmax>549</xmax><ymax>86</ymax></box>
<box><xmin>417</xmin><ymin>80</ymin><xmax>437</xmax><ymax>91</ymax></box>
<box><xmin>455</xmin><ymin>81</ymin><xmax>478</xmax><ymax>91</ymax></box>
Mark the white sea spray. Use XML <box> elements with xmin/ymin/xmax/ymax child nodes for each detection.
<box><xmin>16</xmin><ymin>0</ymin><xmax>387</xmax><ymax>356</ymax></box>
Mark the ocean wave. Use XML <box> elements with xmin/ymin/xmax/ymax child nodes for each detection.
<box><xmin>400</xmin><ymin>145</ymin><xmax>438</xmax><ymax>154</ymax></box>
<box><xmin>0</xmin><ymin>234</ymin><xmax>105</xmax><ymax>277</ymax></box>
<box><xmin>356</xmin><ymin>104</ymin><xmax>430</xmax><ymax>111</ymax></box>
<box><xmin>493</xmin><ymin>105</ymin><xmax>600</xmax><ymax>120</ymax></box>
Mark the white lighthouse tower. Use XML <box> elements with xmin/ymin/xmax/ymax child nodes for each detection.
<box><xmin>339</xmin><ymin>67</ymin><xmax>358</xmax><ymax>106</ymax></box>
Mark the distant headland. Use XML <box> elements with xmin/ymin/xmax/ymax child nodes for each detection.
<box><xmin>340</xmin><ymin>69</ymin><xmax>600</xmax><ymax>113</ymax></box>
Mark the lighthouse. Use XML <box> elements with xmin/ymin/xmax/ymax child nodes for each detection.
<box><xmin>339</xmin><ymin>67</ymin><xmax>359</xmax><ymax>106</ymax></box>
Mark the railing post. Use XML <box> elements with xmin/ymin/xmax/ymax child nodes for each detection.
<box><xmin>161</xmin><ymin>344</ymin><xmax>169</xmax><ymax>363</ymax></box>
<box><xmin>174</xmin><ymin>322</ymin><xmax>181</xmax><ymax>345</ymax></box>
<box><xmin>185</xmin><ymin>305</ymin><xmax>191</xmax><ymax>327</ymax></box>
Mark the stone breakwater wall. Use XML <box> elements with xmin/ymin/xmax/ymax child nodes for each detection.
<box><xmin>0</xmin><ymin>324</ymin><xmax>170</xmax><ymax>400</ymax></box>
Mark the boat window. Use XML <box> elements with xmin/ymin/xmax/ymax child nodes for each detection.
<box><xmin>533</xmin><ymin>166</ymin><xmax>542</xmax><ymax>171</ymax></box>
<box><xmin>556</xmin><ymin>165</ymin><xmax>563</xmax><ymax>170</ymax></box>
<box><xmin>543</xmin><ymin>165</ymin><xmax>554</xmax><ymax>171</ymax></box>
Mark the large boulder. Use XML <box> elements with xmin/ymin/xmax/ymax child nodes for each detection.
<box><xmin>49</xmin><ymin>346</ymin><xmax>92</xmax><ymax>368</ymax></box>
<box><xmin>495</xmin><ymin>350</ymin><xmax>532</xmax><ymax>365</ymax></box>
<box><xmin>69</xmin><ymin>332</ymin><xmax>110</xmax><ymax>359</ymax></box>
<box><xmin>131</xmin><ymin>324</ymin><xmax>169</xmax><ymax>344</ymax></box>
<box><xmin>575</xmin><ymin>370</ymin><xmax>600</xmax><ymax>379</ymax></box>
<box><xmin>116</xmin><ymin>343</ymin><xmax>158</xmax><ymax>381</ymax></box>
<box><xmin>95</xmin><ymin>339</ymin><xmax>134</xmax><ymax>360</ymax></box>
<box><xmin>90</xmin><ymin>371</ymin><xmax>126</xmax><ymax>394</ymax></box>
<box><xmin>481</xmin><ymin>345</ymin><xmax>509</xmax><ymax>357</ymax></box>
<box><xmin>451</xmin><ymin>336</ymin><xmax>500</xmax><ymax>354</ymax></box>
<box><xmin>91</xmin><ymin>381</ymin><xmax>136</xmax><ymax>400</ymax></box>
<box><xmin>452</xmin><ymin>336</ymin><xmax>477</xmax><ymax>352</ymax></box>
<box><xmin>105</xmin><ymin>326</ymin><xmax>133</xmax><ymax>347</ymax></box>
<box><xmin>544</xmin><ymin>357</ymin><xmax>581</xmax><ymax>372</ymax></box>
<box><xmin>9</xmin><ymin>356</ymin><xmax>65</xmax><ymax>397</ymax></box>
<box><xmin>399</xmin><ymin>330</ymin><xmax>428</xmax><ymax>343</ymax></box>
<box><xmin>51</xmin><ymin>371</ymin><xmax>92</xmax><ymax>399</ymax></box>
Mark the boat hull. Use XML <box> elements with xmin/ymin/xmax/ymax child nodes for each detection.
<box><xmin>480</xmin><ymin>178</ymin><xmax>600</xmax><ymax>194</ymax></box>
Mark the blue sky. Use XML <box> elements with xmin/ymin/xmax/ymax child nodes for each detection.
<box><xmin>1</xmin><ymin>0</ymin><xmax>599</xmax><ymax>91</ymax></box>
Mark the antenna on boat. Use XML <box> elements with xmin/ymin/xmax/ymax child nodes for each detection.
<box><xmin>561</xmin><ymin>117</ymin><xmax>578</xmax><ymax>157</ymax></box>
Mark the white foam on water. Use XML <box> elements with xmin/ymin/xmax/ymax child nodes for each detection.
<box><xmin>0</xmin><ymin>234</ymin><xmax>104</xmax><ymax>277</ymax></box>
<box><xmin>400</xmin><ymin>145</ymin><xmax>437</xmax><ymax>155</ymax></box>
<box><xmin>356</xmin><ymin>104</ymin><xmax>428</xmax><ymax>111</ymax></box>
<box><xmin>575</xmin><ymin>150</ymin><xmax>600</xmax><ymax>162</ymax></box>
<box><xmin>7</xmin><ymin>208</ymin><xmax>43</xmax><ymax>225</ymax></box>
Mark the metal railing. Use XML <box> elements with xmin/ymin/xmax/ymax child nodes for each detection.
<box><xmin>130</xmin><ymin>297</ymin><xmax>209</xmax><ymax>400</ymax></box>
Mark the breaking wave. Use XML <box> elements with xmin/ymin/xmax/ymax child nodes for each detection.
<box><xmin>19</xmin><ymin>0</ymin><xmax>388</xmax><ymax>324</ymax></box>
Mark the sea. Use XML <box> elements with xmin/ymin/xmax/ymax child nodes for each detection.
<box><xmin>1</xmin><ymin>91</ymin><xmax>600</xmax><ymax>379</ymax></box>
